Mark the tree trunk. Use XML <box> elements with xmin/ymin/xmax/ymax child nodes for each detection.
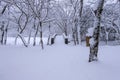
<box><xmin>33</xmin><ymin>25</ymin><xmax>39</xmax><ymax>46</ymax></box>
<box><xmin>39</xmin><ymin>22</ymin><xmax>44</xmax><ymax>49</ymax></box>
<box><xmin>18</xmin><ymin>34</ymin><xmax>28</xmax><ymax>47</ymax></box>
<box><xmin>72</xmin><ymin>27</ymin><xmax>76</xmax><ymax>45</ymax></box>
<box><xmin>76</xmin><ymin>30</ymin><xmax>79</xmax><ymax>44</ymax></box>
<box><xmin>28</xmin><ymin>30</ymin><xmax>32</xmax><ymax>45</ymax></box>
<box><xmin>4</xmin><ymin>21</ymin><xmax>9</xmax><ymax>45</ymax></box>
<box><xmin>72</xmin><ymin>20</ymin><xmax>78</xmax><ymax>45</ymax></box>
<box><xmin>0</xmin><ymin>22</ymin><xmax>5</xmax><ymax>45</ymax></box>
<box><xmin>4</xmin><ymin>28</ymin><xmax>7</xmax><ymax>45</ymax></box>
<box><xmin>79</xmin><ymin>0</ymin><xmax>83</xmax><ymax>44</ymax></box>
<box><xmin>47</xmin><ymin>23</ymin><xmax>51</xmax><ymax>45</ymax></box>
<box><xmin>89</xmin><ymin>0</ymin><xmax>105</xmax><ymax>62</ymax></box>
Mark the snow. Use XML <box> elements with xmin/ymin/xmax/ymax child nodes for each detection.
<box><xmin>89</xmin><ymin>38</ymin><xmax>95</xmax><ymax>46</ymax></box>
<box><xmin>0</xmin><ymin>37</ymin><xmax>120</xmax><ymax>80</ymax></box>
<box><xmin>6</xmin><ymin>37</ymin><xmax>48</xmax><ymax>46</ymax></box>
<box><xmin>86</xmin><ymin>27</ymin><xmax>94</xmax><ymax>37</ymax></box>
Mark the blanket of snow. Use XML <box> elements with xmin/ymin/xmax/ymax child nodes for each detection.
<box><xmin>0</xmin><ymin>37</ymin><xmax>120</xmax><ymax>80</ymax></box>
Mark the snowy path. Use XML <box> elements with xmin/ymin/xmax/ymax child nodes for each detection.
<box><xmin>0</xmin><ymin>45</ymin><xmax>120</xmax><ymax>80</ymax></box>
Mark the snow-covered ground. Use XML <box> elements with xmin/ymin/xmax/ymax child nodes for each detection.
<box><xmin>0</xmin><ymin>37</ymin><xmax>120</xmax><ymax>80</ymax></box>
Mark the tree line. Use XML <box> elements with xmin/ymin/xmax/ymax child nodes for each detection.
<box><xmin>0</xmin><ymin>0</ymin><xmax>120</xmax><ymax>62</ymax></box>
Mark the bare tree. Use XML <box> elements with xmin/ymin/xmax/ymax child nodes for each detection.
<box><xmin>64</xmin><ymin>0</ymin><xmax>83</xmax><ymax>45</ymax></box>
<box><xmin>12</xmin><ymin>0</ymin><xmax>30</xmax><ymax>47</ymax></box>
<box><xmin>70</xmin><ymin>0</ymin><xmax>80</xmax><ymax>45</ymax></box>
<box><xmin>53</xmin><ymin>2</ymin><xmax>70</xmax><ymax>44</ymax></box>
<box><xmin>26</xmin><ymin>0</ymin><xmax>51</xmax><ymax>49</ymax></box>
<box><xmin>79</xmin><ymin>0</ymin><xmax>83</xmax><ymax>44</ymax></box>
<box><xmin>0</xmin><ymin>1</ymin><xmax>8</xmax><ymax>45</ymax></box>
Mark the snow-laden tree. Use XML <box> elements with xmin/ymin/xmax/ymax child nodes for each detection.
<box><xmin>64</xmin><ymin>0</ymin><xmax>84</xmax><ymax>45</ymax></box>
<box><xmin>89</xmin><ymin>0</ymin><xmax>105</xmax><ymax>62</ymax></box>
<box><xmin>0</xmin><ymin>1</ymin><xmax>9</xmax><ymax>45</ymax></box>
<box><xmin>48</xmin><ymin>0</ymin><xmax>73</xmax><ymax>44</ymax></box>
<box><xmin>25</xmin><ymin>0</ymin><xmax>53</xmax><ymax>48</ymax></box>
<box><xmin>100</xmin><ymin>1</ymin><xmax>120</xmax><ymax>44</ymax></box>
<box><xmin>0</xmin><ymin>0</ymin><xmax>120</xmax><ymax>48</ymax></box>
